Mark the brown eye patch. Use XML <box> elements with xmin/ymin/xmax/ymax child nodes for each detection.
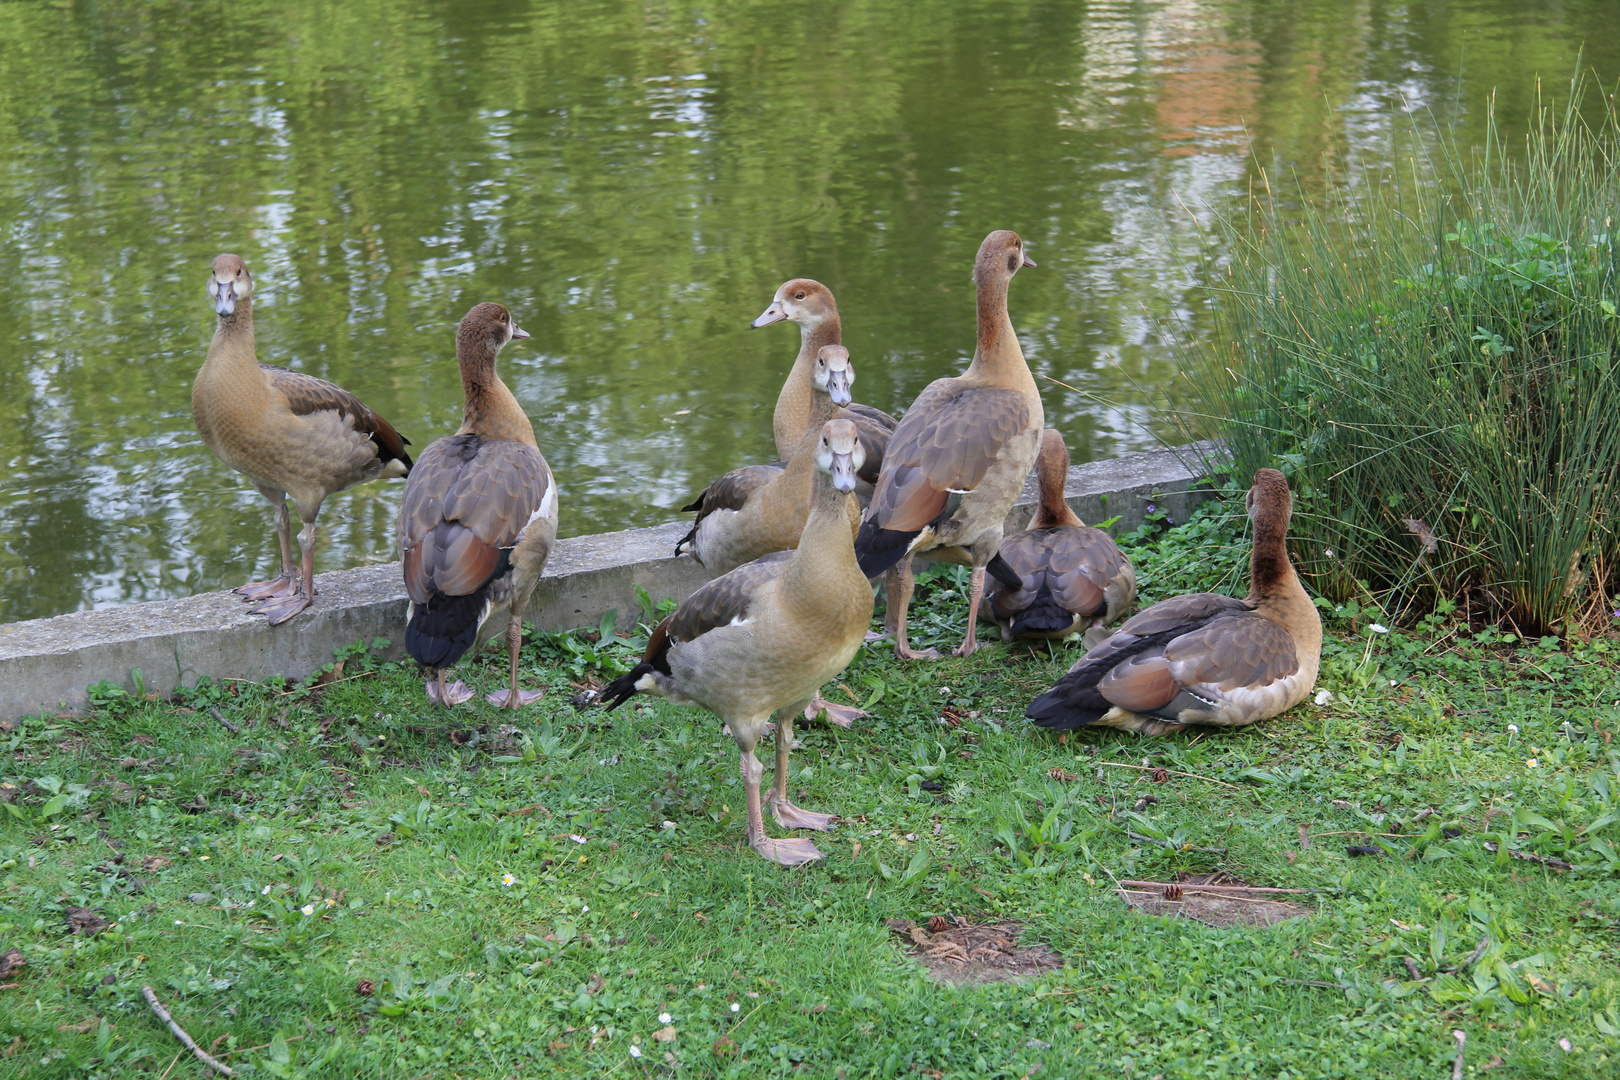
<box><xmin>1007</xmin><ymin>254</ymin><xmax>1019</xmax><ymax>272</ymax></box>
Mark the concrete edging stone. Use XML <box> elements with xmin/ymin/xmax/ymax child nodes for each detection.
<box><xmin>0</xmin><ymin>441</ymin><xmax>1224</xmax><ymax>719</ymax></box>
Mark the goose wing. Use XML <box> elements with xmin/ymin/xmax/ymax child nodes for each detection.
<box><xmin>264</xmin><ymin>364</ymin><xmax>413</xmax><ymax>470</ymax></box>
<box><xmin>399</xmin><ymin>433</ymin><xmax>553</xmax><ymax>603</ymax></box>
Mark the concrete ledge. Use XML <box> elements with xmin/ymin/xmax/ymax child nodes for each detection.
<box><xmin>0</xmin><ymin>441</ymin><xmax>1224</xmax><ymax>719</ymax></box>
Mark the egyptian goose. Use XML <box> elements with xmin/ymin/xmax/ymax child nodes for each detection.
<box><xmin>1026</xmin><ymin>469</ymin><xmax>1322</xmax><ymax>736</ymax></box>
<box><xmin>681</xmin><ymin>346</ymin><xmax>860</xmax><ymax>575</ymax></box>
<box><xmin>854</xmin><ymin>230</ymin><xmax>1043</xmax><ymax>659</ymax></box>
<box><xmin>602</xmin><ymin>419</ymin><xmax>874</xmax><ymax>865</ymax></box>
<box><xmin>983</xmin><ymin>429</ymin><xmax>1136</xmax><ymax>644</ymax></box>
<box><xmin>192</xmin><ymin>253</ymin><xmax>413</xmax><ymax>624</ymax></box>
<box><xmin>398</xmin><ymin>303</ymin><xmax>558</xmax><ymax>708</ymax></box>
<box><xmin>675</xmin><ymin>280</ymin><xmax>894</xmax><ymax>535</ymax></box>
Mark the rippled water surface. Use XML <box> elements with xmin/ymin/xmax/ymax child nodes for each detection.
<box><xmin>1</xmin><ymin>0</ymin><xmax>1614</xmax><ymax>622</ymax></box>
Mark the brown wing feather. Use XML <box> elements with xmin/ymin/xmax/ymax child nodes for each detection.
<box><xmin>667</xmin><ymin>551</ymin><xmax>794</xmax><ymax>644</ymax></box>
<box><xmin>844</xmin><ymin>403</ymin><xmax>896</xmax><ymax>485</ymax></box>
<box><xmin>686</xmin><ymin>463</ymin><xmax>784</xmax><ymax>520</ymax></box>
<box><xmin>399</xmin><ymin>433</ymin><xmax>551</xmax><ymax>602</ymax></box>
<box><xmin>1045</xmin><ymin>527</ymin><xmax>1128</xmax><ymax>615</ymax></box>
<box><xmin>1164</xmin><ymin>612</ymin><xmax>1300</xmax><ymax>690</ymax></box>
<box><xmin>866</xmin><ymin>383</ymin><xmax>1031</xmax><ymax>532</ymax></box>
<box><xmin>1116</xmin><ymin>593</ymin><xmax>1250</xmax><ymax>638</ymax></box>
<box><xmin>266</xmin><ymin>365</ymin><xmax>413</xmax><ymax>468</ymax></box>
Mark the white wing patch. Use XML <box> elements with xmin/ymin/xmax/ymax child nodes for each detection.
<box><xmin>534</xmin><ymin>480</ymin><xmax>558</xmax><ymax>525</ymax></box>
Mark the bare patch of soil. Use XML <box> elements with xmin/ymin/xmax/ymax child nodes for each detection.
<box><xmin>1117</xmin><ymin>873</ymin><xmax>1314</xmax><ymax>927</ymax></box>
<box><xmin>888</xmin><ymin>916</ymin><xmax>1061</xmax><ymax>985</ymax></box>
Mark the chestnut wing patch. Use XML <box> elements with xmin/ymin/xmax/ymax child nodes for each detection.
<box><xmin>399</xmin><ymin>434</ymin><xmax>551</xmax><ymax>603</ymax></box>
<box><xmin>866</xmin><ymin>384</ymin><xmax>1031</xmax><ymax>532</ymax></box>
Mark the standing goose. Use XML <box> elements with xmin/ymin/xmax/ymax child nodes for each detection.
<box><xmin>192</xmin><ymin>253</ymin><xmax>413</xmax><ymax>624</ymax></box>
<box><xmin>675</xmin><ymin>280</ymin><xmax>894</xmax><ymax>535</ymax></box>
<box><xmin>983</xmin><ymin>429</ymin><xmax>1136</xmax><ymax>644</ymax></box>
<box><xmin>1026</xmin><ymin>469</ymin><xmax>1321</xmax><ymax>736</ymax></box>
<box><xmin>854</xmin><ymin>230</ymin><xmax>1043</xmax><ymax>659</ymax></box>
<box><xmin>602</xmin><ymin>420</ymin><xmax>874</xmax><ymax>865</ymax></box>
<box><xmin>398</xmin><ymin>303</ymin><xmax>558</xmax><ymax>708</ymax></box>
<box><xmin>681</xmin><ymin>345</ymin><xmax>860</xmax><ymax>575</ymax></box>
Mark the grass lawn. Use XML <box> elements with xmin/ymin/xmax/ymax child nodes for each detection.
<box><xmin>3</xmin><ymin>500</ymin><xmax>1619</xmax><ymax>1079</ymax></box>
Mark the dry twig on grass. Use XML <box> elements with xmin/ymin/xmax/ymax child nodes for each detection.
<box><xmin>209</xmin><ymin>708</ymin><xmax>239</xmax><ymax>735</ymax></box>
<box><xmin>143</xmin><ymin>985</ymin><xmax>234</xmax><ymax>1077</ymax></box>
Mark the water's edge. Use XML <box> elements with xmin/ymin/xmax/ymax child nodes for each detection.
<box><xmin>0</xmin><ymin>442</ymin><xmax>1224</xmax><ymax>719</ymax></box>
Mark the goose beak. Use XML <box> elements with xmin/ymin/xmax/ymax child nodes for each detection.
<box><xmin>509</xmin><ymin>322</ymin><xmax>531</xmax><ymax>341</ymax></box>
<box><xmin>830</xmin><ymin>450</ymin><xmax>858</xmax><ymax>493</ymax></box>
<box><xmin>824</xmin><ymin>365</ymin><xmax>853</xmax><ymax>406</ymax></box>
<box><xmin>1021</xmin><ymin>252</ymin><xmax>1037</xmax><ymax>269</ymax></box>
<box><xmin>208</xmin><ymin>276</ymin><xmax>236</xmax><ymax>316</ymax></box>
<box><xmin>751</xmin><ymin>300</ymin><xmax>787</xmax><ymax>329</ymax></box>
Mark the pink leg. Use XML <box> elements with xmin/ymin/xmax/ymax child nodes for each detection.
<box><xmin>893</xmin><ymin>556</ymin><xmax>940</xmax><ymax>661</ymax></box>
<box><xmin>803</xmin><ymin>693</ymin><xmax>866</xmax><ymax>728</ymax></box>
<box><xmin>738</xmin><ymin>740</ymin><xmax>823</xmax><ymax>866</ymax></box>
<box><xmin>254</xmin><ymin>519</ymin><xmax>315</xmax><ymax>624</ymax></box>
<box><xmin>953</xmin><ymin>566</ymin><xmax>987</xmax><ymax>657</ymax></box>
<box><xmin>426</xmin><ymin>669</ymin><xmax>473</xmax><ymax>707</ymax></box>
<box><xmin>486</xmin><ymin>614</ymin><xmax>544</xmax><ymax>708</ymax></box>
<box><xmin>237</xmin><ymin>496</ymin><xmax>298</xmax><ymax>600</ymax></box>
<box><xmin>769</xmin><ymin>712</ymin><xmax>838</xmax><ymax>831</ymax></box>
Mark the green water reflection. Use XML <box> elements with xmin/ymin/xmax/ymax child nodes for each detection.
<box><xmin>0</xmin><ymin>0</ymin><xmax>1613</xmax><ymax>622</ymax></box>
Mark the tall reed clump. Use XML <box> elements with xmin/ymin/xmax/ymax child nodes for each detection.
<box><xmin>1187</xmin><ymin>75</ymin><xmax>1620</xmax><ymax>635</ymax></box>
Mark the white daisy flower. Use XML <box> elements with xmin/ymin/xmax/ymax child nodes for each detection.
<box><xmin>629</xmin><ymin>1046</ymin><xmax>642</xmax><ymax>1059</ymax></box>
<box><xmin>301</xmin><ymin>903</ymin><xmax>316</xmax><ymax>916</ymax></box>
<box><xmin>658</xmin><ymin>1013</ymin><xmax>672</xmax><ymax>1024</ymax></box>
<box><xmin>502</xmin><ymin>873</ymin><xmax>516</xmax><ymax>887</ymax></box>
<box><xmin>1314</xmin><ymin>690</ymin><xmax>1332</xmax><ymax>705</ymax></box>
<box><xmin>1369</xmin><ymin>624</ymin><xmax>1389</xmax><ymax>634</ymax></box>
<box><xmin>730</xmin><ymin>1002</ymin><xmax>740</xmax><ymax>1013</ymax></box>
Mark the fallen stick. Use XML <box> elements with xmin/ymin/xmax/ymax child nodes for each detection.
<box><xmin>1116</xmin><ymin>879</ymin><xmax>1314</xmax><ymax>894</ymax></box>
<box><xmin>208</xmin><ymin>708</ymin><xmax>240</xmax><ymax>735</ymax></box>
<box><xmin>1452</xmin><ymin>1030</ymin><xmax>1467</xmax><ymax>1080</ymax></box>
<box><xmin>143</xmin><ymin>985</ymin><xmax>234</xmax><ymax>1077</ymax></box>
<box><xmin>1482</xmin><ymin>842</ymin><xmax>1572</xmax><ymax>872</ymax></box>
<box><xmin>1444</xmin><ymin>936</ymin><xmax>1489</xmax><ymax>973</ymax></box>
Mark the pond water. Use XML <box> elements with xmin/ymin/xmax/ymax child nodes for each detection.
<box><xmin>1</xmin><ymin>0</ymin><xmax>1614</xmax><ymax>623</ymax></box>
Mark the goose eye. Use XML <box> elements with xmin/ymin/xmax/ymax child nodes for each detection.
<box><xmin>794</xmin><ymin>291</ymin><xmax>806</xmax><ymax>300</ymax></box>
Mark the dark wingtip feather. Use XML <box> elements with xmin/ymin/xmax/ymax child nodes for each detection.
<box><xmin>673</xmin><ymin>522</ymin><xmax>699</xmax><ymax>556</ymax></box>
<box><xmin>986</xmin><ymin>552</ymin><xmax>1023</xmax><ymax>591</ymax></box>
<box><xmin>1026</xmin><ymin>692</ymin><xmax>1105</xmax><ymax>730</ymax></box>
<box><xmin>404</xmin><ymin>590</ymin><xmax>487</xmax><ymax>670</ymax></box>
<box><xmin>1009</xmin><ymin>590</ymin><xmax>1075</xmax><ymax>637</ymax></box>
<box><xmin>855</xmin><ymin>519</ymin><xmax>919</xmax><ymax>580</ymax></box>
<box><xmin>600</xmin><ymin>663</ymin><xmax>654</xmax><ymax>711</ymax></box>
<box><xmin>679</xmin><ymin>492</ymin><xmax>705</xmax><ymax>514</ymax></box>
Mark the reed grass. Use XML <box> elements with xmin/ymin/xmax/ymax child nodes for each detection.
<box><xmin>1182</xmin><ymin>73</ymin><xmax>1620</xmax><ymax>634</ymax></box>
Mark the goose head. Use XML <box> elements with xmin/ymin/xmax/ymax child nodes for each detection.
<box><xmin>1246</xmin><ymin>468</ymin><xmax>1293</xmax><ymax>539</ymax></box>
<box><xmin>456</xmin><ymin>302</ymin><xmax>530</xmax><ymax>357</ymax></box>
<box><xmin>815</xmin><ymin>418</ymin><xmax>865</xmax><ymax>494</ymax></box>
<box><xmin>207</xmin><ymin>253</ymin><xmax>253</xmax><ymax>316</ymax></box>
<box><xmin>812</xmin><ymin>345</ymin><xmax>855</xmax><ymax>407</ymax></box>
<box><xmin>973</xmin><ymin>230</ymin><xmax>1036</xmax><ymax>287</ymax></box>
<box><xmin>751</xmin><ymin>278</ymin><xmax>837</xmax><ymax>330</ymax></box>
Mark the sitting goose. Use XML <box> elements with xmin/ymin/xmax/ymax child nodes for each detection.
<box><xmin>854</xmin><ymin>230</ymin><xmax>1043</xmax><ymax>659</ymax></box>
<box><xmin>1026</xmin><ymin>469</ymin><xmax>1321</xmax><ymax>736</ymax></box>
<box><xmin>682</xmin><ymin>345</ymin><xmax>860</xmax><ymax>576</ymax></box>
<box><xmin>602</xmin><ymin>419</ymin><xmax>874</xmax><ymax>865</ymax></box>
<box><xmin>676</xmin><ymin>280</ymin><xmax>894</xmax><ymax>538</ymax></box>
<box><xmin>983</xmin><ymin>429</ymin><xmax>1136</xmax><ymax>644</ymax></box>
<box><xmin>192</xmin><ymin>253</ymin><xmax>413</xmax><ymax>624</ymax></box>
<box><xmin>398</xmin><ymin>303</ymin><xmax>558</xmax><ymax>708</ymax></box>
